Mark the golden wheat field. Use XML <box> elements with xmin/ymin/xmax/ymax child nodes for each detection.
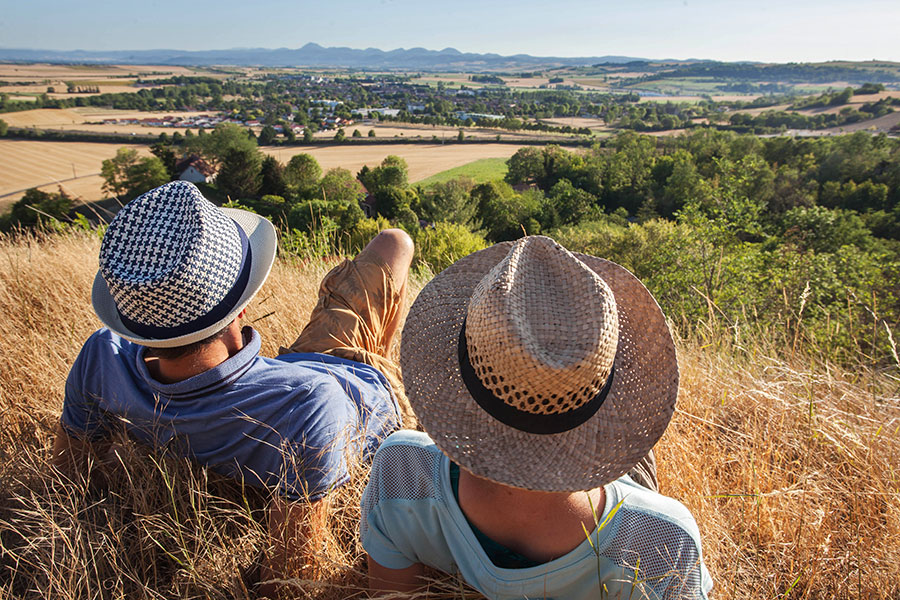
<box><xmin>0</xmin><ymin>232</ymin><xmax>898</xmax><ymax>598</ymax></box>
<box><xmin>0</xmin><ymin>64</ymin><xmax>204</xmax><ymax>82</ymax></box>
<box><xmin>0</xmin><ymin>108</ymin><xmax>218</xmax><ymax>130</ymax></box>
<box><xmin>0</xmin><ymin>139</ymin><xmax>524</xmax><ymax>212</ymax></box>
<box><xmin>0</xmin><ymin>140</ymin><xmax>152</xmax><ymax>211</ymax></box>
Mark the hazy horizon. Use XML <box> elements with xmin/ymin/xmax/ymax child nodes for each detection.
<box><xmin>1</xmin><ymin>0</ymin><xmax>898</xmax><ymax>64</ymax></box>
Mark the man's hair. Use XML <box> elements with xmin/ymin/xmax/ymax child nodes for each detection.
<box><xmin>148</xmin><ymin>323</ymin><xmax>232</xmax><ymax>361</ymax></box>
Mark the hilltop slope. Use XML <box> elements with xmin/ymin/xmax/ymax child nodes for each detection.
<box><xmin>0</xmin><ymin>232</ymin><xmax>897</xmax><ymax>598</ymax></box>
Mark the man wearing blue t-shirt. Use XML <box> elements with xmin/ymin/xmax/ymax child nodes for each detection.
<box><xmin>52</xmin><ymin>181</ymin><xmax>412</xmax><ymax>593</ymax></box>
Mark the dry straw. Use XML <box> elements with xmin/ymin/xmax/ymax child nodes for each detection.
<box><xmin>0</xmin><ymin>230</ymin><xmax>898</xmax><ymax>598</ymax></box>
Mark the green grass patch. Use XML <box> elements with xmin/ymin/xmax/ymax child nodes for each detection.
<box><xmin>415</xmin><ymin>158</ymin><xmax>508</xmax><ymax>186</ymax></box>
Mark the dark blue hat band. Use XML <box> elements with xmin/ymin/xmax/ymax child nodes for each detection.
<box><xmin>117</xmin><ymin>221</ymin><xmax>252</xmax><ymax>340</ymax></box>
<box><xmin>457</xmin><ymin>316</ymin><xmax>614</xmax><ymax>435</ymax></box>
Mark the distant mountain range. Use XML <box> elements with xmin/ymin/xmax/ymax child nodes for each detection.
<box><xmin>0</xmin><ymin>43</ymin><xmax>650</xmax><ymax>70</ymax></box>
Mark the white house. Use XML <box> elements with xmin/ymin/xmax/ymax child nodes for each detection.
<box><xmin>176</xmin><ymin>155</ymin><xmax>216</xmax><ymax>184</ymax></box>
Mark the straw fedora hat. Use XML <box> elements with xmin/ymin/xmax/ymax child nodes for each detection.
<box><xmin>400</xmin><ymin>235</ymin><xmax>678</xmax><ymax>491</ymax></box>
<box><xmin>92</xmin><ymin>181</ymin><xmax>277</xmax><ymax>348</ymax></box>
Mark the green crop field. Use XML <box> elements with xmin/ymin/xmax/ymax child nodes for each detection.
<box><xmin>414</xmin><ymin>157</ymin><xmax>508</xmax><ymax>186</ymax></box>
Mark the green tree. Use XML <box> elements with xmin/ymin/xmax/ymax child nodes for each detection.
<box><xmin>368</xmin><ymin>129</ymin><xmax>376</xmax><ymax>137</ymax></box>
<box><xmin>285</xmin><ymin>153</ymin><xmax>322</xmax><ymax>200</ymax></box>
<box><xmin>419</xmin><ymin>176</ymin><xmax>479</xmax><ymax>226</ymax></box>
<box><xmin>409</xmin><ymin>222</ymin><xmax>488</xmax><ymax>272</ymax></box>
<box><xmin>259</xmin><ymin>155</ymin><xmax>288</xmax><ymax>199</ymax></box>
<box><xmin>303</xmin><ymin>128</ymin><xmax>314</xmax><ymax>143</ymax></box>
<box><xmin>654</xmin><ymin>150</ymin><xmax>708</xmax><ymax>218</ymax></box>
<box><xmin>101</xmin><ymin>148</ymin><xmax>169</xmax><ymax>200</ymax></box>
<box><xmin>0</xmin><ymin>119</ymin><xmax>8</xmax><ymax>137</ymax></box>
<box><xmin>192</xmin><ymin>122</ymin><xmax>258</xmax><ymax>167</ymax></box>
<box><xmin>780</xmin><ymin>206</ymin><xmax>874</xmax><ymax>253</ymax></box>
<box><xmin>473</xmin><ymin>181</ymin><xmax>541</xmax><ymax>242</ymax></box>
<box><xmin>358</xmin><ymin>156</ymin><xmax>410</xmax><ymax>195</ymax></box>
<box><xmin>217</xmin><ymin>147</ymin><xmax>262</xmax><ymax>200</ymax></box>
<box><xmin>250</xmin><ymin>194</ymin><xmax>288</xmax><ymax>222</ymax></box>
<box><xmin>505</xmin><ymin>147</ymin><xmax>545</xmax><ymax>185</ymax></box>
<box><xmin>149</xmin><ymin>143</ymin><xmax>178</xmax><ymax>181</ymax></box>
<box><xmin>258</xmin><ymin>125</ymin><xmax>277</xmax><ymax>146</ymax></box>
<box><xmin>602</xmin><ymin>132</ymin><xmax>658</xmax><ymax>214</ymax></box>
<box><xmin>318</xmin><ymin>167</ymin><xmax>365</xmax><ymax>204</ymax></box>
<box><xmin>548</xmin><ymin>178</ymin><xmax>599</xmax><ymax>225</ymax></box>
<box><xmin>334</xmin><ymin>128</ymin><xmax>346</xmax><ymax>142</ymax></box>
<box><xmin>457</xmin><ymin>129</ymin><xmax>465</xmax><ymax>142</ymax></box>
<box><xmin>374</xmin><ymin>186</ymin><xmax>418</xmax><ymax>220</ymax></box>
<box><xmin>101</xmin><ymin>148</ymin><xmax>140</xmax><ymax>197</ymax></box>
<box><xmin>352</xmin><ymin>129</ymin><xmax>362</xmax><ymax>138</ymax></box>
<box><xmin>126</xmin><ymin>157</ymin><xmax>169</xmax><ymax>199</ymax></box>
<box><xmin>1</xmin><ymin>187</ymin><xmax>72</xmax><ymax>231</ymax></box>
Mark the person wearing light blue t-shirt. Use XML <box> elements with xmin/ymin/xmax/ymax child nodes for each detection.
<box><xmin>51</xmin><ymin>181</ymin><xmax>414</xmax><ymax>595</ymax></box>
<box><xmin>361</xmin><ymin>236</ymin><xmax>713</xmax><ymax>599</ymax></box>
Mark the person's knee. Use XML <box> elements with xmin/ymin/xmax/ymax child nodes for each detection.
<box><xmin>365</xmin><ymin>229</ymin><xmax>414</xmax><ymax>276</ymax></box>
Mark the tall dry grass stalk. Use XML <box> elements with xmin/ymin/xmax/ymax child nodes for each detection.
<box><xmin>0</xmin><ymin>231</ymin><xmax>898</xmax><ymax>598</ymax></box>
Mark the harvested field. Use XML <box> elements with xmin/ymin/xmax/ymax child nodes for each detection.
<box><xmin>815</xmin><ymin>111</ymin><xmax>900</xmax><ymax>134</ymax></box>
<box><xmin>3</xmin><ymin>108</ymin><xmax>572</xmax><ymax>141</ymax></box>
<box><xmin>539</xmin><ymin>116</ymin><xmax>610</xmax><ymax>131</ymax></box>
<box><xmin>0</xmin><ymin>140</ymin><xmax>150</xmax><ymax>210</ymax></box>
<box><xmin>0</xmin><ymin>64</ymin><xmax>224</xmax><ymax>102</ymax></box>
<box><xmin>0</xmin><ymin>140</ymin><xmax>527</xmax><ymax>211</ymax></box>
<box><xmin>0</xmin><ymin>83</ymin><xmax>140</xmax><ymax>98</ymax></box>
<box><xmin>262</xmin><ymin>143</ymin><xmax>526</xmax><ymax>183</ymax></box>
<box><xmin>733</xmin><ymin>103</ymin><xmax>794</xmax><ymax>117</ymax></box>
<box><xmin>0</xmin><ymin>63</ymin><xmax>208</xmax><ymax>83</ymax></box>
<box><xmin>503</xmin><ymin>77</ymin><xmax>553</xmax><ymax>88</ymax></box>
<box><xmin>332</xmin><ymin>121</ymin><xmax>565</xmax><ymax>142</ymax></box>
<box><xmin>1</xmin><ymin>108</ymin><xmax>217</xmax><ymax>135</ymax></box>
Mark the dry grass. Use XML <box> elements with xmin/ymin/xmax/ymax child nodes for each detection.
<box><xmin>0</xmin><ymin>232</ymin><xmax>898</xmax><ymax>598</ymax></box>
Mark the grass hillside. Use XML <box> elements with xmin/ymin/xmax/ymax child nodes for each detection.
<box><xmin>0</xmin><ymin>231</ymin><xmax>898</xmax><ymax>598</ymax></box>
<box><xmin>414</xmin><ymin>158</ymin><xmax>508</xmax><ymax>187</ymax></box>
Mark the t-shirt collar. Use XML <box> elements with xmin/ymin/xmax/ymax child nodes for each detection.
<box><xmin>136</xmin><ymin>327</ymin><xmax>261</xmax><ymax>399</ymax></box>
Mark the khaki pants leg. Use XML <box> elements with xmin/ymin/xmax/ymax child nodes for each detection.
<box><xmin>279</xmin><ymin>247</ymin><xmax>413</xmax><ymax>426</ymax></box>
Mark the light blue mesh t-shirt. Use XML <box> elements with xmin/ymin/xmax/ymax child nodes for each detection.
<box><xmin>361</xmin><ymin>430</ymin><xmax>713</xmax><ymax>600</ymax></box>
<box><xmin>61</xmin><ymin>327</ymin><xmax>400</xmax><ymax>500</ymax></box>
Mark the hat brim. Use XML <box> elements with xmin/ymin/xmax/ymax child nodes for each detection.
<box><xmin>91</xmin><ymin>208</ymin><xmax>277</xmax><ymax>348</ymax></box>
<box><xmin>400</xmin><ymin>242</ymin><xmax>679</xmax><ymax>492</ymax></box>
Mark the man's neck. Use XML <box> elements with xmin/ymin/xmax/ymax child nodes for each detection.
<box><xmin>145</xmin><ymin>325</ymin><xmax>246</xmax><ymax>384</ymax></box>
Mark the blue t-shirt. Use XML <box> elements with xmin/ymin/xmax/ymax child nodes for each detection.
<box><xmin>61</xmin><ymin>327</ymin><xmax>400</xmax><ymax>501</ymax></box>
<box><xmin>361</xmin><ymin>431</ymin><xmax>713</xmax><ymax>600</ymax></box>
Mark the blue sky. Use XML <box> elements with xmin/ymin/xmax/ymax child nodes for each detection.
<box><xmin>1</xmin><ymin>0</ymin><xmax>898</xmax><ymax>63</ymax></box>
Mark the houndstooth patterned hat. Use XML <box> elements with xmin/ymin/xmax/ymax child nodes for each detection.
<box><xmin>92</xmin><ymin>181</ymin><xmax>277</xmax><ymax>348</ymax></box>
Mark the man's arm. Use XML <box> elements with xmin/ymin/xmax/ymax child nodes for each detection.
<box><xmin>51</xmin><ymin>423</ymin><xmax>101</xmax><ymax>473</ymax></box>
<box><xmin>257</xmin><ymin>494</ymin><xmax>332</xmax><ymax>598</ymax></box>
<box><xmin>367</xmin><ymin>554</ymin><xmax>426</xmax><ymax>594</ymax></box>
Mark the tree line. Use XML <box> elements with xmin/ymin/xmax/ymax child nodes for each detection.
<box><xmin>4</xmin><ymin>127</ymin><xmax>899</xmax><ymax>366</ymax></box>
